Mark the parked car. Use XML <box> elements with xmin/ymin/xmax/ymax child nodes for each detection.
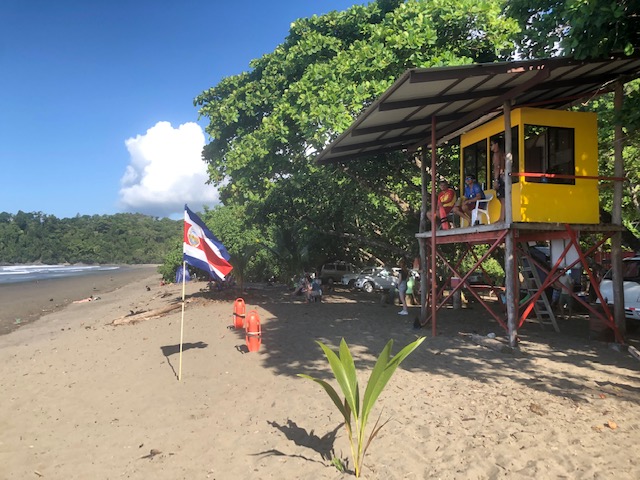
<box><xmin>355</xmin><ymin>268</ymin><xmax>398</xmax><ymax>293</ymax></box>
<box><xmin>319</xmin><ymin>261</ymin><xmax>357</xmax><ymax>287</ymax></box>
<box><xmin>598</xmin><ymin>256</ymin><xmax>640</xmax><ymax>321</ymax></box>
<box><xmin>342</xmin><ymin>267</ymin><xmax>376</xmax><ymax>289</ymax></box>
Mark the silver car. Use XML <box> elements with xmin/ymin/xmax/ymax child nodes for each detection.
<box><xmin>342</xmin><ymin>267</ymin><xmax>376</xmax><ymax>289</ymax></box>
<box><xmin>355</xmin><ymin>268</ymin><xmax>398</xmax><ymax>294</ymax></box>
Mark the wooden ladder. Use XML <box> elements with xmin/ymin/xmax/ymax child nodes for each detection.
<box><xmin>519</xmin><ymin>244</ymin><xmax>559</xmax><ymax>332</ymax></box>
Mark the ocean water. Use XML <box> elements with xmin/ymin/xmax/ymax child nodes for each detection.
<box><xmin>0</xmin><ymin>265</ymin><xmax>121</xmax><ymax>285</ymax></box>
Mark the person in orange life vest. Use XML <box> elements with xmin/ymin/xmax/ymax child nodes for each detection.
<box><xmin>426</xmin><ymin>180</ymin><xmax>456</xmax><ymax>228</ymax></box>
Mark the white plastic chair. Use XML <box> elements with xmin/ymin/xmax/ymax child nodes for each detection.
<box><xmin>471</xmin><ymin>193</ymin><xmax>493</xmax><ymax>226</ymax></box>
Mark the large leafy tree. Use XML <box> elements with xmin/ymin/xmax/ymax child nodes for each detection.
<box><xmin>506</xmin><ymin>0</ymin><xmax>640</xmax><ymax>231</ymax></box>
<box><xmin>506</xmin><ymin>0</ymin><xmax>640</xmax><ymax>59</ymax></box>
<box><xmin>195</xmin><ymin>0</ymin><xmax>519</xmax><ymax>270</ymax></box>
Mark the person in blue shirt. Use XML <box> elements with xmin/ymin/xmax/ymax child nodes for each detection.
<box><xmin>452</xmin><ymin>174</ymin><xmax>485</xmax><ymax>226</ymax></box>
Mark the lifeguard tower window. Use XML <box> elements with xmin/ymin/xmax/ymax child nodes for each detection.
<box><xmin>524</xmin><ymin>125</ymin><xmax>575</xmax><ymax>185</ymax></box>
<box><xmin>462</xmin><ymin>139</ymin><xmax>487</xmax><ymax>188</ymax></box>
<box><xmin>490</xmin><ymin>127</ymin><xmax>519</xmax><ymax>184</ymax></box>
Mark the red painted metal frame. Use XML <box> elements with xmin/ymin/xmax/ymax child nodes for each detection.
<box><xmin>511</xmin><ymin>172</ymin><xmax>626</xmax><ymax>182</ymax></box>
<box><xmin>515</xmin><ymin>225</ymin><xmax>623</xmax><ymax>342</ymax></box>
<box><xmin>423</xmin><ymin>230</ymin><xmax>509</xmax><ymax>330</ymax></box>
<box><xmin>422</xmin><ymin>223</ymin><xmax>624</xmax><ymax>343</ymax></box>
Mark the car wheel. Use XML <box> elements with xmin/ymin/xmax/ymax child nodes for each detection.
<box><xmin>363</xmin><ymin>281</ymin><xmax>374</xmax><ymax>294</ymax></box>
<box><xmin>348</xmin><ymin>279</ymin><xmax>356</xmax><ymax>289</ymax></box>
<box><xmin>327</xmin><ymin>278</ymin><xmax>334</xmax><ymax>287</ymax></box>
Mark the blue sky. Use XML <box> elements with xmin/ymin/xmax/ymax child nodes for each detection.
<box><xmin>0</xmin><ymin>0</ymin><xmax>367</xmax><ymax>219</ymax></box>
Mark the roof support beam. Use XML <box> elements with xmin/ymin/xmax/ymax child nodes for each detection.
<box><xmin>351</xmin><ymin>112</ymin><xmax>460</xmax><ymax>137</ymax></box>
<box><xmin>410</xmin><ymin>68</ymin><xmax>551</xmax><ymax>151</ymax></box>
<box><xmin>329</xmin><ymin>132</ymin><xmax>425</xmax><ymax>154</ymax></box>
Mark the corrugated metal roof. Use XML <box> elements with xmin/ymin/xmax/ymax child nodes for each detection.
<box><xmin>316</xmin><ymin>54</ymin><xmax>640</xmax><ymax>164</ymax></box>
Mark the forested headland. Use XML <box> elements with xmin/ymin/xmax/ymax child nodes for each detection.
<box><xmin>0</xmin><ymin>211</ymin><xmax>181</xmax><ymax>265</ymax></box>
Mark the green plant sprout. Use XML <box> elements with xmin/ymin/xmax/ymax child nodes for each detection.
<box><xmin>299</xmin><ymin>336</ymin><xmax>425</xmax><ymax>477</ymax></box>
<box><xmin>331</xmin><ymin>456</ymin><xmax>346</xmax><ymax>473</ymax></box>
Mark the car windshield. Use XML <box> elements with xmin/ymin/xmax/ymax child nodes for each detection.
<box><xmin>604</xmin><ymin>259</ymin><xmax>640</xmax><ymax>281</ymax></box>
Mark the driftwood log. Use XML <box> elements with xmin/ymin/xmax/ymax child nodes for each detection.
<box><xmin>110</xmin><ymin>302</ymin><xmax>184</xmax><ymax>326</ymax></box>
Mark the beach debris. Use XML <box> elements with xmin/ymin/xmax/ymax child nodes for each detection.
<box><xmin>34</xmin><ymin>471</ymin><xmax>43</xmax><ymax>477</ymax></box>
<box><xmin>140</xmin><ymin>448</ymin><xmax>162</xmax><ymax>459</ymax></box>
<box><xmin>529</xmin><ymin>403</ymin><xmax>548</xmax><ymax>416</ymax></box>
<box><xmin>459</xmin><ymin>332</ymin><xmax>515</xmax><ymax>354</ymax></box>
<box><xmin>606</xmin><ymin>420</ymin><xmax>618</xmax><ymax>430</ymax></box>
<box><xmin>14</xmin><ymin>318</ymin><xmax>21</xmax><ymax>324</ymax></box>
<box><xmin>110</xmin><ymin>302</ymin><xmax>185</xmax><ymax>326</ymax></box>
<box><xmin>146</xmin><ymin>285</ymin><xmax>151</xmax><ymax>291</ymax></box>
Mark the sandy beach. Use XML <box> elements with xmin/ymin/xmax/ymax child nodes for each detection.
<box><xmin>1</xmin><ymin>270</ymin><xmax>639</xmax><ymax>479</ymax></box>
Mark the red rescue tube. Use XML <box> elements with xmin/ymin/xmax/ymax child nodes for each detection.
<box><xmin>245</xmin><ymin>310</ymin><xmax>262</xmax><ymax>352</ymax></box>
<box><xmin>233</xmin><ymin>298</ymin><xmax>246</xmax><ymax>329</ymax></box>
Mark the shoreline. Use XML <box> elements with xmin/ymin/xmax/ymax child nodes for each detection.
<box><xmin>0</xmin><ymin>264</ymin><xmax>160</xmax><ymax>336</ymax></box>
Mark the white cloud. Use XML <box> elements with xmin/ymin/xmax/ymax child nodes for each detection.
<box><xmin>119</xmin><ymin>121</ymin><xmax>219</xmax><ymax>217</ymax></box>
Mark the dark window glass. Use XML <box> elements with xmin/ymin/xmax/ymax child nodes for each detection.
<box><xmin>490</xmin><ymin>126</ymin><xmax>519</xmax><ymax>183</ymax></box>
<box><xmin>524</xmin><ymin>125</ymin><xmax>575</xmax><ymax>184</ymax></box>
<box><xmin>462</xmin><ymin>139</ymin><xmax>487</xmax><ymax>188</ymax></box>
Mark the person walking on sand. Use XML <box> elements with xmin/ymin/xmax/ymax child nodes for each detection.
<box><xmin>397</xmin><ymin>259</ymin><xmax>409</xmax><ymax>315</ymax></box>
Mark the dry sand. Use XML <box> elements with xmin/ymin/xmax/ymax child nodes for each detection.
<box><xmin>1</xmin><ymin>271</ymin><xmax>639</xmax><ymax>479</ymax></box>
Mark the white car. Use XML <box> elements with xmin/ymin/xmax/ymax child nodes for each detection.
<box><xmin>355</xmin><ymin>268</ymin><xmax>398</xmax><ymax>294</ymax></box>
<box><xmin>341</xmin><ymin>267</ymin><xmax>376</xmax><ymax>289</ymax></box>
<box><xmin>598</xmin><ymin>257</ymin><xmax>640</xmax><ymax>321</ymax></box>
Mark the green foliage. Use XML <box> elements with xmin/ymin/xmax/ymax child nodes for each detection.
<box><xmin>157</xmin><ymin>241</ymin><xmax>183</xmax><ymax>282</ymax></box>
<box><xmin>506</xmin><ymin>0</ymin><xmax>640</xmax><ymax>59</ymax></box>
<box><xmin>195</xmin><ymin>0</ymin><xmax>520</xmax><ymax>273</ymax></box>
<box><xmin>0</xmin><ymin>211</ymin><xmax>181</xmax><ymax>265</ymax></box>
<box><xmin>299</xmin><ymin>336</ymin><xmax>425</xmax><ymax>477</ymax></box>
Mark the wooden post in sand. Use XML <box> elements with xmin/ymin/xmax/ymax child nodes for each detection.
<box><xmin>178</xmin><ymin>261</ymin><xmax>187</xmax><ymax>381</ymax></box>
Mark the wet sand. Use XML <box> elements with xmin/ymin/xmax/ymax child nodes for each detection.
<box><xmin>0</xmin><ymin>265</ymin><xmax>160</xmax><ymax>336</ymax></box>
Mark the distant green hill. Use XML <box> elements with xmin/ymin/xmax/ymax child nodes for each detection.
<box><xmin>0</xmin><ymin>211</ymin><xmax>181</xmax><ymax>264</ymax></box>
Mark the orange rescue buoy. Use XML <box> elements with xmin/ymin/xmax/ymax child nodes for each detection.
<box><xmin>233</xmin><ymin>298</ymin><xmax>246</xmax><ymax>329</ymax></box>
<box><xmin>245</xmin><ymin>310</ymin><xmax>262</xmax><ymax>352</ymax></box>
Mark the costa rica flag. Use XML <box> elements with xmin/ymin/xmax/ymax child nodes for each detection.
<box><xmin>183</xmin><ymin>205</ymin><xmax>233</xmax><ymax>280</ymax></box>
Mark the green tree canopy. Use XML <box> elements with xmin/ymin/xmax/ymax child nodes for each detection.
<box><xmin>195</xmin><ymin>0</ymin><xmax>520</xmax><ymax>269</ymax></box>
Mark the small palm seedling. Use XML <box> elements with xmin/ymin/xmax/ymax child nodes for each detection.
<box><xmin>299</xmin><ymin>336</ymin><xmax>425</xmax><ymax>477</ymax></box>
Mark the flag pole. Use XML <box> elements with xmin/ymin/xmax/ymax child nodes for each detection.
<box><xmin>178</xmin><ymin>261</ymin><xmax>187</xmax><ymax>381</ymax></box>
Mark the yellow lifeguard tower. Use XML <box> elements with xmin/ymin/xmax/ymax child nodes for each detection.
<box><xmin>316</xmin><ymin>54</ymin><xmax>640</xmax><ymax>346</ymax></box>
<box><xmin>460</xmin><ymin>107</ymin><xmax>599</xmax><ymax>224</ymax></box>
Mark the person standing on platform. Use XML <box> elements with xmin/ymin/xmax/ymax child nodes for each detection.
<box><xmin>491</xmin><ymin>138</ymin><xmax>506</xmax><ymax>223</ymax></box>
